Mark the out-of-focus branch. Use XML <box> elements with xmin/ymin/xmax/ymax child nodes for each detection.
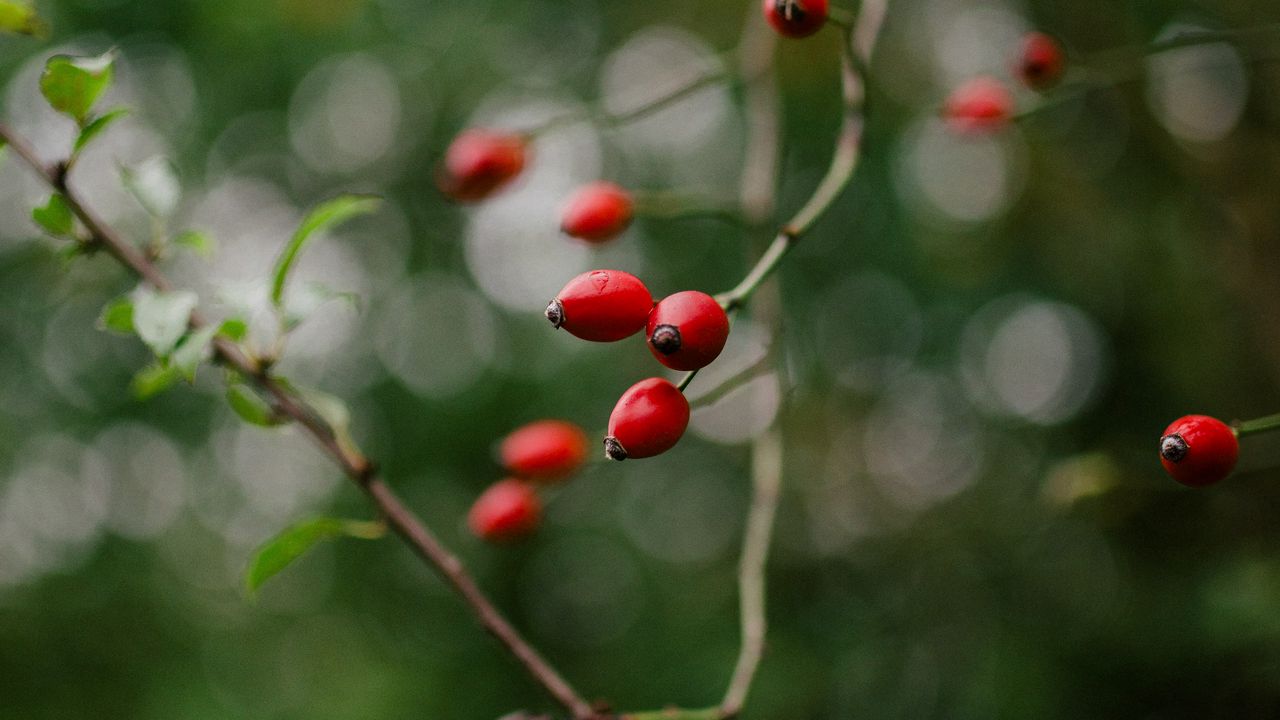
<box><xmin>0</xmin><ymin>122</ymin><xmax>599</xmax><ymax>720</ymax></box>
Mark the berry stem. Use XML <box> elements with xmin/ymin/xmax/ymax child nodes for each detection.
<box><xmin>1234</xmin><ymin>412</ymin><xmax>1280</xmax><ymax>437</ymax></box>
<box><xmin>0</xmin><ymin>121</ymin><xmax>599</xmax><ymax>720</ymax></box>
<box><xmin>716</xmin><ymin>21</ymin><xmax>871</xmax><ymax>314</ymax></box>
<box><xmin>632</xmin><ymin>190</ymin><xmax>749</xmax><ymax>227</ymax></box>
<box><xmin>676</xmin><ymin>369</ymin><xmax>699</xmax><ymax>392</ymax></box>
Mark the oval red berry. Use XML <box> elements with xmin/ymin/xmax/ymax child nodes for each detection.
<box><xmin>1159</xmin><ymin>414</ymin><xmax>1239</xmax><ymax>487</ymax></box>
<box><xmin>468</xmin><ymin>478</ymin><xmax>541</xmax><ymax>541</ymax></box>
<box><xmin>605</xmin><ymin>377</ymin><xmax>691</xmax><ymax>461</ymax></box>
<box><xmin>437</xmin><ymin>129</ymin><xmax>528</xmax><ymax>202</ymax></box>
<box><xmin>1016</xmin><ymin>32</ymin><xmax>1065</xmax><ymax>91</ymax></box>
<box><xmin>943</xmin><ymin>76</ymin><xmax>1015</xmax><ymax>135</ymax></box>
<box><xmin>546</xmin><ymin>269</ymin><xmax>653</xmax><ymax>342</ymax></box>
<box><xmin>763</xmin><ymin>0</ymin><xmax>829</xmax><ymax>39</ymax></box>
<box><xmin>500</xmin><ymin>419</ymin><xmax>590</xmax><ymax>482</ymax></box>
<box><xmin>646</xmin><ymin>291</ymin><xmax>730</xmax><ymax>371</ymax></box>
<box><xmin>561</xmin><ymin>182</ymin><xmax>634</xmax><ymax>243</ymax></box>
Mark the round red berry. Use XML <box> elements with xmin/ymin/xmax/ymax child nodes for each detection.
<box><xmin>1159</xmin><ymin>415</ymin><xmax>1239</xmax><ymax>487</ymax></box>
<box><xmin>1016</xmin><ymin>32</ymin><xmax>1065</xmax><ymax>90</ymax></box>
<box><xmin>500</xmin><ymin>419</ymin><xmax>589</xmax><ymax>483</ymax></box>
<box><xmin>546</xmin><ymin>269</ymin><xmax>653</xmax><ymax>342</ymax></box>
<box><xmin>437</xmin><ymin>129</ymin><xmax>528</xmax><ymax>202</ymax></box>
<box><xmin>646</xmin><ymin>291</ymin><xmax>730</xmax><ymax>371</ymax></box>
<box><xmin>763</xmin><ymin>0</ymin><xmax>829</xmax><ymax>39</ymax></box>
<box><xmin>605</xmin><ymin>377</ymin><xmax>690</xmax><ymax>461</ymax></box>
<box><xmin>468</xmin><ymin>478</ymin><xmax>541</xmax><ymax>541</ymax></box>
<box><xmin>561</xmin><ymin>182</ymin><xmax>634</xmax><ymax>243</ymax></box>
<box><xmin>943</xmin><ymin>77</ymin><xmax>1015</xmax><ymax>135</ymax></box>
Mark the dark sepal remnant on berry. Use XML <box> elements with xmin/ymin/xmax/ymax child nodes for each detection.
<box><xmin>604</xmin><ymin>436</ymin><xmax>628</xmax><ymax>461</ymax></box>
<box><xmin>545</xmin><ymin>299</ymin><xmax>565</xmax><ymax>329</ymax></box>
<box><xmin>650</xmin><ymin>324</ymin><xmax>681</xmax><ymax>355</ymax></box>
<box><xmin>1159</xmin><ymin>433</ymin><xmax>1189</xmax><ymax>463</ymax></box>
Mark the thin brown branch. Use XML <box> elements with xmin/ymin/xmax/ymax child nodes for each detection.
<box><xmin>0</xmin><ymin>122</ymin><xmax>598</xmax><ymax>720</ymax></box>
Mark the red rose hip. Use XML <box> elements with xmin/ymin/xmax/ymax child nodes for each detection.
<box><xmin>646</xmin><ymin>291</ymin><xmax>730</xmax><ymax>371</ymax></box>
<box><xmin>561</xmin><ymin>182</ymin><xmax>634</xmax><ymax>243</ymax></box>
<box><xmin>1159</xmin><ymin>415</ymin><xmax>1239</xmax><ymax>487</ymax></box>
<box><xmin>605</xmin><ymin>377</ymin><xmax>691</xmax><ymax>461</ymax></box>
<box><xmin>546</xmin><ymin>269</ymin><xmax>653</xmax><ymax>342</ymax></box>
<box><xmin>437</xmin><ymin>129</ymin><xmax>528</xmax><ymax>202</ymax></box>
<box><xmin>763</xmin><ymin>0</ymin><xmax>829</xmax><ymax>39</ymax></box>
<box><xmin>500</xmin><ymin>419</ymin><xmax>590</xmax><ymax>483</ymax></box>
<box><xmin>468</xmin><ymin>478</ymin><xmax>541</xmax><ymax>541</ymax></box>
<box><xmin>943</xmin><ymin>77</ymin><xmax>1015</xmax><ymax>134</ymax></box>
<box><xmin>1016</xmin><ymin>32</ymin><xmax>1065</xmax><ymax>90</ymax></box>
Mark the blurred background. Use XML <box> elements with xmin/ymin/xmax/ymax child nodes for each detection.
<box><xmin>3</xmin><ymin>0</ymin><xmax>1280</xmax><ymax>717</ymax></box>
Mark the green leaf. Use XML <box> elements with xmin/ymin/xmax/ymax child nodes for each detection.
<box><xmin>226</xmin><ymin>384</ymin><xmax>287</xmax><ymax>427</ymax></box>
<box><xmin>121</xmin><ymin>156</ymin><xmax>180</xmax><ymax>217</ymax></box>
<box><xmin>173</xmin><ymin>229</ymin><xmax>213</xmax><ymax>257</ymax></box>
<box><xmin>270</xmin><ymin>195</ymin><xmax>380</xmax><ymax>308</ymax></box>
<box><xmin>97</xmin><ymin>296</ymin><xmax>135</xmax><ymax>335</ymax></box>
<box><xmin>132</xmin><ymin>288</ymin><xmax>198</xmax><ymax>357</ymax></box>
<box><xmin>283</xmin><ymin>281</ymin><xmax>362</xmax><ymax>331</ymax></box>
<box><xmin>40</xmin><ymin>52</ymin><xmax>114</xmax><ymax>123</ymax></box>
<box><xmin>0</xmin><ymin>1</ymin><xmax>48</xmax><ymax>37</ymax></box>
<box><xmin>218</xmin><ymin>317</ymin><xmax>248</xmax><ymax>342</ymax></box>
<box><xmin>171</xmin><ymin>324</ymin><xmax>220</xmax><ymax>381</ymax></box>
<box><xmin>244</xmin><ymin>517</ymin><xmax>384</xmax><ymax>596</ymax></box>
<box><xmin>131</xmin><ymin>362</ymin><xmax>178</xmax><ymax>399</ymax></box>
<box><xmin>32</xmin><ymin>194</ymin><xmax>73</xmax><ymax>237</ymax></box>
<box><xmin>73</xmin><ymin>107</ymin><xmax>129</xmax><ymax>154</ymax></box>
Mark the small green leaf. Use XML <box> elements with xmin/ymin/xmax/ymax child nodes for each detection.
<box><xmin>40</xmin><ymin>52</ymin><xmax>114</xmax><ymax>123</ymax></box>
<box><xmin>32</xmin><ymin>194</ymin><xmax>73</xmax><ymax>237</ymax></box>
<box><xmin>171</xmin><ymin>324</ymin><xmax>220</xmax><ymax>381</ymax></box>
<box><xmin>173</xmin><ymin>229</ymin><xmax>214</xmax><ymax>257</ymax></box>
<box><xmin>73</xmin><ymin>107</ymin><xmax>129</xmax><ymax>154</ymax></box>
<box><xmin>131</xmin><ymin>362</ymin><xmax>178</xmax><ymax>399</ymax></box>
<box><xmin>218</xmin><ymin>318</ymin><xmax>248</xmax><ymax>342</ymax></box>
<box><xmin>0</xmin><ymin>1</ymin><xmax>48</xmax><ymax>37</ymax></box>
<box><xmin>121</xmin><ymin>156</ymin><xmax>180</xmax><ymax>217</ymax></box>
<box><xmin>226</xmin><ymin>384</ymin><xmax>287</xmax><ymax>427</ymax></box>
<box><xmin>97</xmin><ymin>296</ymin><xmax>135</xmax><ymax>335</ymax></box>
<box><xmin>132</xmin><ymin>288</ymin><xmax>198</xmax><ymax>357</ymax></box>
<box><xmin>270</xmin><ymin>195</ymin><xmax>380</xmax><ymax>308</ymax></box>
<box><xmin>244</xmin><ymin>517</ymin><xmax>385</xmax><ymax>596</ymax></box>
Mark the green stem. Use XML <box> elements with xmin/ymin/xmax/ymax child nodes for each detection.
<box><xmin>619</xmin><ymin>709</ymin><xmax>721</xmax><ymax>720</ymax></box>
<box><xmin>523</xmin><ymin>69</ymin><xmax>732</xmax><ymax>139</ymax></box>
<box><xmin>1235</xmin><ymin>412</ymin><xmax>1280</xmax><ymax>437</ymax></box>
<box><xmin>632</xmin><ymin>190</ymin><xmax>747</xmax><ymax>226</ymax></box>
<box><xmin>676</xmin><ymin>369</ymin><xmax>699</xmax><ymax>393</ymax></box>
<box><xmin>715</xmin><ymin>27</ymin><xmax>865</xmax><ymax>313</ymax></box>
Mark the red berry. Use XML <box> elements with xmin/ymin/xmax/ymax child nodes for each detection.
<box><xmin>1016</xmin><ymin>32</ymin><xmax>1065</xmax><ymax>91</ymax></box>
<box><xmin>437</xmin><ymin>129</ymin><xmax>528</xmax><ymax>202</ymax></box>
<box><xmin>546</xmin><ymin>269</ymin><xmax>653</xmax><ymax>342</ymax></box>
<box><xmin>1159</xmin><ymin>415</ymin><xmax>1239</xmax><ymax>487</ymax></box>
<box><xmin>604</xmin><ymin>377</ymin><xmax>690</xmax><ymax>461</ymax></box>
<box><xmin>943</xmin><ymin>77</ymin><xmax>1015</xmax><ymax>135</ymax></box>
<box><xmin>468</xmin><ymin>478</ymin><xmax>541</xmax><ymax>541</ymax></box>
<box><xmin>762</xmin><ymin>0</ymin><xmax>829</xmax><ymax>39</ymax></box>
<box><xmin>561</xmin><ymin>182</ymin><xmax>634</xmax><ymax>243</ymax></box>
<box><xmin>500</xmin><ymin>419</ymin><xmax>590</xmax><ymax>483</ymax></box>
<box><xmin>646</xmin><ymin>291</ymin><xmax>730</xmax><ymax>371</ymax></box>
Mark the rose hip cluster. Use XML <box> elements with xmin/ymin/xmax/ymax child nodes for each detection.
<box><xmin>942</xmin><ymin>31</ymin><xmax>1065</xmax><ymax>134</ymax></box>
<box><xmin>548</xmin><ymin>270</ymin><xmax>729</xmax><ymax>460</ymax></box>
<box><xmin>468</xmin><ymin>420</ymin><xmax>590</xmax><ymax>541</ymax></box>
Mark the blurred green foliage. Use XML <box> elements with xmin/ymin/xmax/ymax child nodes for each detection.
<box><xmin>4</xmin><ymin>0</ymin><xmax>1280</xmax><ymax>718</ymax></box>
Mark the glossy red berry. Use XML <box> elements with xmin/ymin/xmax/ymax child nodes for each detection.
<box><xmin>561</xmin><ymin>182</ymin><xmax>634</xmax><ymax>243</ymax></box>
<box><xmin>605</xmin><ymin>377</ymin><xmax>690</xmax><ymax>461</ymax></box>
<box><xmin>1016</xmin><ymin>32</ymin><xmax>1065</xmax><ymax>90</ymax></box>
<box><xmin>468</xmin><ymin>479</ymin><xmax>541</xmax><ymax>541</ymax></box>
<box><xmin>546</xmin><ymin>269</ymin><xmax>653</xmax><ymax>342</ymax></box>
<box><xmin>646</xmin><ymin>291</ymin><xmax>730</xmax><ymax>371</ymax></box>
<box><xmin>1159</xmin><ymin>415</ymin><xmax>1239</xmax><ymax>487</ymax></box>
<box><xmin>943</xmin><ymin>77</ymin><xmax>1015</xmax><ymax>135</ymax></box>
<box><xmin>437</xmin><ymin>129</ymin><xmax>528</xmax><ymax>202</ymax></box>
<box><xmin>762</xmin><ymin>0</ymin><xmax>829</xmax><ymax>39</ymax></box>
<box><xmin>500</xmin><ymin>419</ymin><xmax>589</xmax><ymax>483</ymax></box>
